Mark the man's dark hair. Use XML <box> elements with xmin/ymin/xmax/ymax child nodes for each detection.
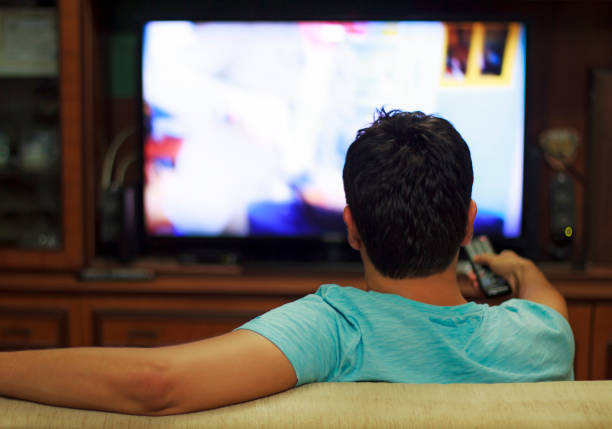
<box><xmin>342</xmin><ymin>109</ymin><xmax>474</xmax><ymax>278</ymax></box>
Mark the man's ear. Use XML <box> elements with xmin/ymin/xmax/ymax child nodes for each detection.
<box><xmin>343</xmin><ymin>206</ymin><xmax>362</xmax><ymax>250</ymax></box>
<box><xmin>460</xmin><ymin>200</ymin><xmax>478</xmax><ymax>246</ymax></box>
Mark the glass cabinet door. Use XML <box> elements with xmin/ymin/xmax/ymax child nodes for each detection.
<box><xmin>0</xmin><ymin>0</ymin><xmax>83</xmax><ymax>269</ymax></box>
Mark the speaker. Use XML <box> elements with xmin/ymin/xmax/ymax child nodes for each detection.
<box><xmin>549</xmin><ymin>172</ymin><xmax>575</xmax><ymax>260</ymax></box>
<box><xmin>119</xmin><ymin>185</ymin><xmax>142</xmax><ymax>263</ymax></box>
<box><xmin>99</xmin><ymin>187</ymin><xmax>122</xmax><ymax>251</ymax></box>
<box><xmin>98</xmin><ymin>185</ymin><xmax>141</xmax><ymax>262</ymax></box>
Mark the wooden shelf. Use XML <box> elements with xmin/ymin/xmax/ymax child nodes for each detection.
<box><xmin>0</xmin><ymin>265</ymin><xmax>611</xmax><ymax>300</ymax></box>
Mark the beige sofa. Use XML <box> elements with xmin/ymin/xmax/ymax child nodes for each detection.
<box><xmin>1</xmin><ymin>381</ymin><xmax>611</xmax><ymax>428</ymax></box>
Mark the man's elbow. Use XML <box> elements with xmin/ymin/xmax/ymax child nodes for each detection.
<box><xmin>117</xmin><ymin>356</ymin><xmax>178</xmax><ymax>416</ymax></box>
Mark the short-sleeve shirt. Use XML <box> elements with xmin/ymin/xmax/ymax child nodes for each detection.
<box><xmin>237</xmin><ymin>284</ymin><xmax>574</xmax><ymax>385</ymax></box>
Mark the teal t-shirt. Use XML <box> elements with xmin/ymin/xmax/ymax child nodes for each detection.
<box><xmin>238</xmin><ymin>284</ymin><xmax>574</xmax><ymax>385</ymax></box>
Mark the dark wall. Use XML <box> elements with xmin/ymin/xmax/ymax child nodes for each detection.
<box><xmin>92</xmin><ymin>0</ymin><xmax>612</xmax><ymax>263</ymax></box>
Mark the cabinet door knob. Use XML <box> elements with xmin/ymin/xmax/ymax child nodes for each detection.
<box><xmin>127</xmin><ymin>330</ymin><xmax>158</xmax><ymax>340</ymax></box>
<box><xmin>2</xmin><ymin>327</ymin><xmax>32</xmax><ymax>338</ymax></box>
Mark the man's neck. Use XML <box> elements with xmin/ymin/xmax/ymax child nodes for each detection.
<box><xmin>362</xmin><ymin>254</ymin><xmax>467</xmax><ymax>307</ymax></box>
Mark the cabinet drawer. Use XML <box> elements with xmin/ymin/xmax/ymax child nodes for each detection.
<box><xmin>93</xmin><ymin>309</ymin><xmax>260</xmax><ymax>347</ymax></box>
<box><xmin>0</xmin><ymin>307</ymin><xmax>69</xmax><ymax>350</ymax></box>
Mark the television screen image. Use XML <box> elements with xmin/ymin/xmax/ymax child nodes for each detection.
<box><xmin>142</xmin><ymin>21</ymin><xmax>525</xmax><ymax>241</ymax></box>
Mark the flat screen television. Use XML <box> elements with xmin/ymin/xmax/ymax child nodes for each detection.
<box><xmin>141</xmin><ymin>20</ymin><xmax>527</xmax><ymax>264</ymax></box>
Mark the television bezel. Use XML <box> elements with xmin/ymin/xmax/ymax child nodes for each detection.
<box><xmin>137</xmin><ymin>16</ymin><xmax>537</xmax><ymax>265</ymax></box>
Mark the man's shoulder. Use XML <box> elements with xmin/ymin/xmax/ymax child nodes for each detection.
<box><xmin>495</xmin><ymin>298</ymin><xmax>570</xmax><ymax>324</ymax></box>
<box><xmin>314</xmin><ymin>284</ymin><xmax>370</xmax><ymax>306</ymax></box>
<box><xmin>475</xmin><ymin>298</ymin><xmax>575</xmax><ymax>381</ymax></box>
<box><xmin>485</xmin><ymin>298</ymin><xmax>574</xmax><ymax>351</ymax></box>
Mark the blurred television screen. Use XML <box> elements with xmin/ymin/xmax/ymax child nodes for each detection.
<box><xmin>142</xmin><ymin>21</ymin><xmax>525</xmax><ymax>239</ymax></box>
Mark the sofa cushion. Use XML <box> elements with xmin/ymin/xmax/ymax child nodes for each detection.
<box><xmin>1</xmin><ymin>381</ymin><xmax>611</xmax><ymax>428</ymax></box>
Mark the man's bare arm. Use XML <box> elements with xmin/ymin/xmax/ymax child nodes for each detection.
<box><xmin>0</xmin><ymin>329</ymin><xmax>296</xmax><ymax>416</ymax></box>
<box><xmin>474</xmin><ymin>251</ymin><xmax>568</xmax><ymax>320</ymax></box>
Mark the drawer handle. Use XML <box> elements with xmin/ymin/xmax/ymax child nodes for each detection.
<box><xmin>127</xmin><ymin>330</ymin><xmax>158</xmax><ymax>340</ymax></box>
<box><xmin>2</xmin><ymin>327</ymin><xmax>32</xmax><ymax>338</ymax></box>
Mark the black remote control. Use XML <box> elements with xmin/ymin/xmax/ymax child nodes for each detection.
<box><xmin>463</xmin><ymin>236</ymin><xmax>512</xmax><ymax>297</ymax></box>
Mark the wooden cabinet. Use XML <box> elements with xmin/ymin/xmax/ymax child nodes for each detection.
<box><xmin>0</xmin><ymin>0</ymin><xmax>83</xmax><ymax>270</ymax></box>
<box><xmin>0</xmin><ymin>307</ymin><xmax>68</xmax><ymax>350</ymax></box>
<box><xmin>567</xmin><ymin>302</ymin><xmax>593</xmax><ymax>380</ymax></box>
<box><xmin>93</xmin><ymin>309</ymin><xmax>257</xmax><ymax>347</ymax></box>
<box><xmin>89</xmin><ymin>297</ymin><xmax>286</xmax><ymax>347</ymax></box>
<box><xmin>0</xmin><ymin>295</ymin><xmax>83</xmax><ymax>348</ymax></box>
<box><xmin>83</xmin><ymin>294</ymin><xmax>294</xmax><ymax>347</ymax></box>
<box><xmin>592</xmin><ymin>303</ymin><xmax>612</xmax><ymax>380</ymax></box>
<box><xmin>0</xmin><ymin>274</ymin><xmax>611</xmax><ymax>380</ymax></box>
<box><xmin>0</xmin><ymin>290</ymin><xmax>295</xmax><ymax>349</ymax></box>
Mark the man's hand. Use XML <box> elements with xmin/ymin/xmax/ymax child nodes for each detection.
<box><xmin>471</xmin><ymin>250</ymin><xmax>526</xmax><ymax>295</ymax></box>
<box><xmin>470</xmin><ymin>250</ymin><xmax>568</xmax><ymax>320</ymax></box>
